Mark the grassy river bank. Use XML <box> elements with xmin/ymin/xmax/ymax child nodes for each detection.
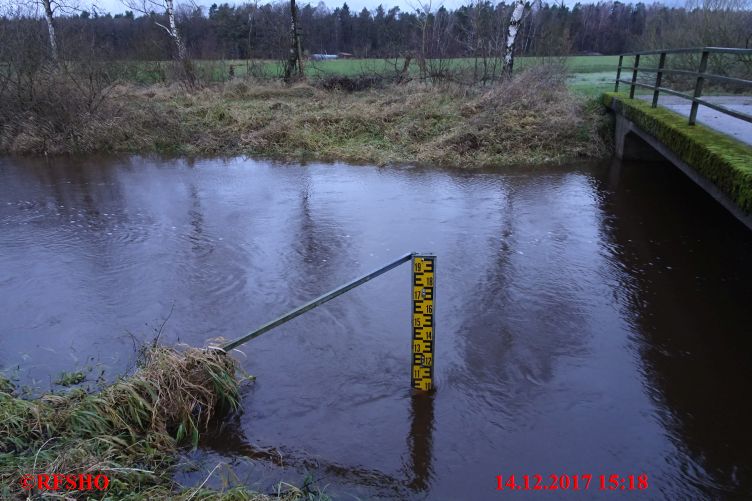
<box><xmin>0</xmin><ymin>346</ymin><xmax>312</xmax><ymax>500</ymax></box>
<box><xmin>0</xmin><ymin>67</ymin><xmax>611</xmax><ymax>165</ymax></box>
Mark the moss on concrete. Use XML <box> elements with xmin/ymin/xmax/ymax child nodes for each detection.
<box><xmin>602</xmin><ymin>92</ymin><xmax>752</xmax><ymax>213</ymax></box>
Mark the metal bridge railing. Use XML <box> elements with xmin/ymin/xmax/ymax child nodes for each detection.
<box><xmin>614</xmin><ymin>47</ymin><xmax>752</xmax><ymax>125</ymax></box>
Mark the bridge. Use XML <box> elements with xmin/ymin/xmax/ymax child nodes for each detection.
<box><xmin>602</xmin><ymin>47</ymin><xmax>752</xmax><ymax>230</ymax></box>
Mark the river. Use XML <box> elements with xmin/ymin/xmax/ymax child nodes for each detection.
<box><xmin>1</xmin><ymin>156</ymin><xmax>751</xmax><ymax>499</ymax></box>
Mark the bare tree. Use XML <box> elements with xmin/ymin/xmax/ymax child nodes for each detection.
<box><xmin>284</xmin><ymin>0</ymin><xmax>304</xmax><ymax>80</ymax></box>
<box><xmin>455</xmin><ymin>0</ymin><xmax>505</xmax><ymax>83</ymax></box>
<box><xmin>247</xmin><ymin>1</ymin><xmax>258</xmax><ymax>59</ymax></box>
<box><xmin>122</xmin><ymin>0</ymin><xmax>187</xmax><ymax>61</ymax></box>
<box><xmin>16</xmin><ymin>0</ymin><xmax>79</xmax><ymax>65</ymax></box>
<box><xmin>406</xmin><ymin>0</ymin><xmax>435</xmax><ymax>80</ymax></box>
<box><xmin>41</xmin><ymin>0</ymin><xmax>59</xmax><ymax>63</ymax></box>
<box><xmin>684</xmin><ymin>0</ymin><xmax>752</xmax><ymax>46</ymax></box>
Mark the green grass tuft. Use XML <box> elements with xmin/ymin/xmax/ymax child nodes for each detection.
<box><xmin>55</xmin><ymin>371</ymin><xmax>86</xmax><ymax>387</ymax></box>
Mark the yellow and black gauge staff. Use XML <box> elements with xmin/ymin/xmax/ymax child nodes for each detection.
<box><xmin>411</xmin><ymin>255</ymin><xmax>435</xmax><ymax>392</ymax></box>
<box><xmin>219</xmin><ymin>251</ymin><xmax>438</xmax><ymax>392</ymax></box>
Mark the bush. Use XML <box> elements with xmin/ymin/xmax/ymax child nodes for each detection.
<box><xmin>424</xmin><ymin>65</ymin><xmax>610</xmax><ymax>165</ymax></box>
<box><xmin>317</xmin><ymin>74</ymin><xmax>386</xmax><ymax>92</ymax></box>
<box><xmin>0</xmin><ymin>63</ymin><xmax>122</xmax><ymax>154</ymax></box>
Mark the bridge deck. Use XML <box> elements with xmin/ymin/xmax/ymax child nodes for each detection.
<box><xmin>638</xmin><ymin>95</ymin><xmax>752</xmax><ymax>146</ymax></box>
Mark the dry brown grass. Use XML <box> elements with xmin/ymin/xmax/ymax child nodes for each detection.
<box><xmin>422</xmin><ymin>66</ymin><xmax>609</xmax><ymax>165</ymax></box>
<box><xmin>1</xmin><ymin>67</ymin><xmax>611</xmax><ymax>166</ymax></box>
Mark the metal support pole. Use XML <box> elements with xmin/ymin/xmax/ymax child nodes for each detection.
<box><xmin>652</xmin><ymin>52</ymin><xmax>666</xmax><ymax>108</ymax></box>
<box><xmin>411</xmin><ymin>255</ymin><xmax>435</xmax><ymax>392</ymax></box>
<box><xmin>629</xmin><ymin>54</ymin><xmax>640</xmax><ymax>99</ymax></box>
<box><xmin>689</xmin><ymin>50</ymin><xmax>709</xmax><ymax>125</ymax></box>
<box><xmin>221</xmin><ymin>252</ymin><xmax>414</xmax><ymax>352</ymax></box>
<box><xmin>615</xmin><ymin>55</ymin><xmax>623</xmax><ymax>92</ymax></box>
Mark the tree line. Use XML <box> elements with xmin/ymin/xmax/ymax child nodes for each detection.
<box><xmin>2</xmin><ymin>0</ymin><xmax>751</xmax><ymax>65</ymax></box>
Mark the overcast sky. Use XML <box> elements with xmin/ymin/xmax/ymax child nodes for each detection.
<box><xmin>90</xmin><ymin>0</ymin><xmax>670</xmax><ymax>17</ymax></box>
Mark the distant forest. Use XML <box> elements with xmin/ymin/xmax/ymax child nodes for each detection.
<box><xmin>2</xmin><ymin>0</ymin><xmax>751</xmax><ymax>62</ymax></box>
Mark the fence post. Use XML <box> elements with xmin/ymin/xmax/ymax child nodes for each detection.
<box><xmin>411</xmin><ymin>255</ymin><xmax>435</xmax><ymax>392</ymax></box>
<box><xmin>629</xmin><ymin>54</ymin><xmax>640</xmax><ymax>99</ymax></box>
<box><xmin>652</xmin><ymin>52</ymin><xmax>666</xmax><ymax>108</ymax></box>
<box><xmin>689</xmin><ymin>49</ymin><xmax>709</xmax><ymax>125</ymax></box>
<box><xmin>615</xmin><ymin>55</ymin><xmax>623</xmax><ymax>92</ymax></box>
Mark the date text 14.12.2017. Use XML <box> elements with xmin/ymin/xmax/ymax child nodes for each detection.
<box><xmin>496</xmin><ymin>474</ymin><xmax>648</xmax><ymax>491</ymax></box>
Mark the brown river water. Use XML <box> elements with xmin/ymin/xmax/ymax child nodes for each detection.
<box><xmin>1</xmin><ymin>156</ymin><xmax>751</xmax><ymax>499</ymax></box>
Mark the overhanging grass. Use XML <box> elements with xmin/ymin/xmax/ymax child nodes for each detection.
<box><xmin>603</xmin><ymin>92</ymin><xmax>752</xmax><ymax>213</ymax></box>
<box><xmin>0</xmin><ymin>346</ymin><xmax>302</xmax><ymax>500</ymax></box>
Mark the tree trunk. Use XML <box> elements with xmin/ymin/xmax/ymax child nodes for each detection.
<box><xmin>248</xmin><ymin>10</ymin><xmax>254</xmax><ymax>59</ymax></box>
<box><xmin>503</xmin><ymin>0</ymin><xmax>525</xmax><ymax>76</ymax></box>
<box><xmin>398</xmin><ymin>53</ymin><xmax>412</xmax><ymax>83</ymax></box>
<box><xmin>41</xmin><ymin>0</ymin><xmax>59</xmax><ymax>65</ymax></box>
<box><xmin>419</xmin><ymin>19</ymin><xmax>428</xmax><ymax>80</ymax></box>
<box><xmin>285</xmin><ymin>0</ymin><xmax>304</xmax><ymax>80</ymax></box>
<box><xmin>165</xmin><ymin>0</ymin><xmax>187</xmax><ymax>61</ymax></box>
<box><xmin>295</xmin><ymin>14</ymin><xmax>304</xmax><ymax>78</ymax></box>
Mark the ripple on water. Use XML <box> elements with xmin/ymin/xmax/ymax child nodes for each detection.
<box><xmin>3</xmin><ymin>158</ymin><xmax>752</xmax><ymax>499</ymax></box>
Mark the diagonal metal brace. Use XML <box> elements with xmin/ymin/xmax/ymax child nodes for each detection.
<box><xmin>220</xmin><ymin>252</ymin><xmax>415</xmax><ymax>352</ymax></box>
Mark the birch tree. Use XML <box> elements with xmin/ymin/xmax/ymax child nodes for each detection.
<box><xmin>41</xmin><ymin>0</ymin><xmax>59</xmax><ymax>63</ymax></box>
<box><xmin>284</xmin><ymin>0</ymin><xmax>304</xmax><ymax>80</ymax></box>
<box><xmin>19</xmin><ymin>0</ymin><xmax>78</xmax><ymax>65</ymax></box>
<box><xmin>122</xmin><ymin>0</ymin><xmax>187</xmax><ymax>61</ymax></box>
<box><xmin>502</xmin><ymin>0</ymin><xmax>526</xmax><ymax>76</ymax></box>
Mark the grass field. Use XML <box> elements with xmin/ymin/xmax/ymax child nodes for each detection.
<box><xmin>568</xmin><ymin>70</ymin><xmax>620</xmax><ymax>97</ymax></box>
<box><xmin>126</xmin><ymin>55</ymin><xmax>621</xmax><ymax>86</ymax></box>
<box><xmin>293</xmin><ymin>54</ymin><xmax>619</xmax><ymax>76</ymax></box>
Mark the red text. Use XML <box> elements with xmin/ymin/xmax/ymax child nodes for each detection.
<box><xmin>19</xmin><ymin>473</ymin><xmax>110</xmax><ymax>491</ymax></box>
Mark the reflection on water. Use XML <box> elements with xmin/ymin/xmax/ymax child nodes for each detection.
<box><xmin>406</xmin><ymin>394</ymin><xmax>435</xmax><ymax>492</ymax></box>
<box><xmin>1</xmin><ymin>155</ymin><xmax>751</xmax><ymax>499</ymax></box>
<box><xmin>602</xmin><ymin>157</ymin><xmax>752</xmax><ymax>497</ymax></box>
